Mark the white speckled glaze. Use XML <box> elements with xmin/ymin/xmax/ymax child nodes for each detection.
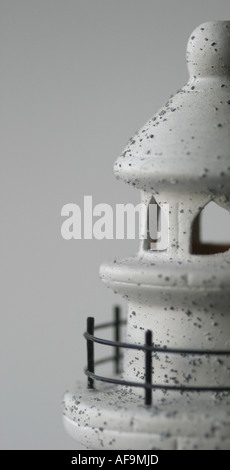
<box><xmin>63</xmin><ymin>21</ymin><xmax>230</xmax><ymax>450</ymax></box>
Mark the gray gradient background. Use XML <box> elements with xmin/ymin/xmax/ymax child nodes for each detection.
<box><xmin>1</xmin><ymin>0</ymin><xmax>230</xmax><ymax>450</ymax></box>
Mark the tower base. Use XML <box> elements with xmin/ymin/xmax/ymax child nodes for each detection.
<box><xmin>62</xmin><ymin>381</ymin><xmax>230</xmax><ymax>450</ymax></box>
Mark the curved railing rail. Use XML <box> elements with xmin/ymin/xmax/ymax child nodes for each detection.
<box><xmin>83</xmin><ymin>306</ymin><xmax>230</xmax><ymax>406</ymax></box>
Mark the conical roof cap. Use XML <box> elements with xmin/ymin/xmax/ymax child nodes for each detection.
<box><xmin>114</xmin><ymin>21</ymin><xmax>230</xmax><ymax>199</ymax></box>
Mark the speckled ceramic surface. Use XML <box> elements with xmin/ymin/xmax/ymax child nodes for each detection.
<box><xmin>63</xmin><ymin>21</ymin><xmax>230</xmax><ymax>450</ymax></box>
<box><xmin>114</xmin><ymin>21</ymin><xmax>230</xmax><ymax>201</ymax></box>
<box><xmin>63</xmin><ymin>383</ymin><xmax>230</xmax><ymax>450</ymax></box>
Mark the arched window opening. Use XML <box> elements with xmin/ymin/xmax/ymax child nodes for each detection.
<box><xmin>191</xmin><ymin>201</ymin><xmax>230</xmax><ymax>255</ymax></box>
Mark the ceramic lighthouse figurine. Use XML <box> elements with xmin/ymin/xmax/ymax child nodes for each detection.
<box><xmin>63</xmin><ymin>21</ymin><xmax>230</xmax><ymax>450</ymax></box>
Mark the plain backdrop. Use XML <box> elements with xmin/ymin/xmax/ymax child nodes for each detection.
<box><xmin>1</xmin><ymin>0</ymin><xmax>230</xmax><ymax>450</ymax></box>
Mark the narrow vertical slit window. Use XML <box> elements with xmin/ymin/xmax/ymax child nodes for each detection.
<box><xmin>143</xmin><ymin>197</ymin><xmax>168</xmax><ymax>251</ymax></box>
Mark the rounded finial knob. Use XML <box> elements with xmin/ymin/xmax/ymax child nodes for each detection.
<box><xmin>186</xmin><ymin>21</ymin><xmax>230</xmax><ymax>77</ymax></box>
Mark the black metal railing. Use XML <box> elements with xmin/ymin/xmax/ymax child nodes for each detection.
<box><xmin>84</xmin><ymin>306</ymin><xmax>230</xmax><ymax>406</ymax></box>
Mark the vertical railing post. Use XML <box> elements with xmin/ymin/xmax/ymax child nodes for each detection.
<box><xmin>114</xmin><ymin>306</ymin><xmax>120</xmax><ymax>374</ymax></box>
<box><xmin>87</xmin><ymin>317</ymin><xmax>95</xmax><ymax>389</ymax></box>
<box><xmin>145</xmin><ymin>329</ymin><xmax>152</xmax><ymax>406</ymax></box>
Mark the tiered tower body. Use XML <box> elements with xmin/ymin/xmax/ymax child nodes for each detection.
<box><xmin>63</xmin><ymin>21</ymin><xmax>230</xmax><ymax>450</ymax></box>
